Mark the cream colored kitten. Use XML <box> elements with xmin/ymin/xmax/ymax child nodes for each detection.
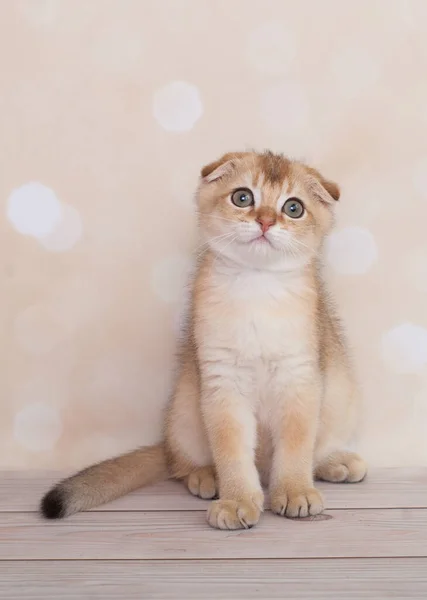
<box><xmin>41</xmin><ymin>151</ymin><xmax>366</xmax><ymax>530</ymax></box>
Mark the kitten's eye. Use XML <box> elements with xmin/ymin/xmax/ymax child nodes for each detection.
<box><xmin>231</xmin><ymin>188</ymin><xmax>254</xmax><ymax>208</ymax></box>
<box><xmin>282</xmin><ymin>198</ymin><xmax>304</xmax><ymax>219</ymax></box>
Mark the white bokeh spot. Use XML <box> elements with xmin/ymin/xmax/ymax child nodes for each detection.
<box><xmin>39</xmin><ymin>204</ymin><xmax>83</xmax><ymax>252</ymax></box>
<box><xmin>326</xmin><ymin>226</ymin><xmax>378</xmax><ymax>275</ymax></box>
<box><xmin>151</xmin><ymin>255</ymin><xmax>194</xmax><ymax>303</ymax></box>
<box><xmin>14</xmin><ymin>403</ymin><xmax>62</xmax><ymax>452</ymax></box>
<box><xmin>247</xmin><ymin>22</ymin><xmax>297</xmax><ymax>75</ymax></box>
<box><xmin>260</xmin><ymin>82</ymin><xmax>309</xmax><ymax>135</ymax></box>
<box><xmin>381</xmin><ymin>323</ymin><xmax>427</xmax><ymax>374</ymax></box>
<box><xmin>7</xmin><ymin>182</ymin><xmax>62</xmax><ymax>237</ymax></box>
<box><xmin>152</xmin><ymin>81</ymin><xmax>203</xmax><ymax>132</ymax></box>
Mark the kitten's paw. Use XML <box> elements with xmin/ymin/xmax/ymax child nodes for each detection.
<box><xmin>186</xmin><ymin>466</ymin><xmax>217</xmax><ymax>499</ymax></box>
<box><xmin>315</xmin><ymin>452</ymin><xmax>367</xmax><ymax>483</ymax></box>
<box><xmin>271</xmin><ymin>487</ymin><xmax>324</xmax><ymax>518</ymax></box>
<box><xmin>207</xmin><ymin>492</ymin><xmax>264</xmax><ymax>530</ymax></box>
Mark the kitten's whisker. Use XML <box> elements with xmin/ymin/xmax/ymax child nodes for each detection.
<box><xmin>194</xmin><ymin>232</ymin><xmax>234</xmax><ymax>260</ymax></box>
<box><xmin>194</xmin><ymin>232</ymin><xmax>232</xmax><ymax>252</ymax></box>
<box><xmin>211</xmin><ymin>234</ymin><xmax>237</xmax><ymax>269</ymax></box>
<box><xmin>289</xmin><ymin>238</ymin><xmax>310</xmax><ymax>251</ymax></box>
<box><xmin>287</xmin><ymin>243</ymin><xmax>301</xmax><ymax>260</ymax></box>
<box><xmin>195</xmin><ymin>212</ymin><xmax>239</xmax><ymax>224</ymax></box>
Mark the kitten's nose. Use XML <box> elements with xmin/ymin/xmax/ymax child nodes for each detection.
<box><xmin>256</xmin><ymin>215</ymin><xmax>275</xmax><ymax>234</ymax></box>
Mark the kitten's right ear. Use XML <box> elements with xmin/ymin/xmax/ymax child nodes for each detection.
<box><xmin>201</xmin><ymin>152</ymin><xmax>248</xmax><ymax>183</ymax></box>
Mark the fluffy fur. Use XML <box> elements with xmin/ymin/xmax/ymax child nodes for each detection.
<box><xmin>41</xmin><ymin>150</ymin><xmax>366</xmax><ymax>530</ymax></box>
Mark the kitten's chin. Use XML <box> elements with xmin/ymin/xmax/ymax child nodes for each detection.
<box><xmin>209</xmin><ymin>238</ymin><xmax>312</xmax><ymax>272</ymax></box>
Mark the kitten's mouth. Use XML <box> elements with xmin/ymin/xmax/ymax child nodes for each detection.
<box><xmin>250</xmin><ymin>234</ymin><xmax>272</xmax><ymax>246</ymax></box>
<box><xmin>235</xmin><ymin>233</ymin><xmax>274</xmax><ymax>248</ymax></box>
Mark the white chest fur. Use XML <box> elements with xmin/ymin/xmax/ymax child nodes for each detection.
<box><xmin>195</xmin><ymin>263</ymin><xmax>319</xmax><ymax>419</ymax></box>
<box><xmin>198</xmin><ymin>264</ymin><xmax>315</xmax><ymax>369</ymax></box>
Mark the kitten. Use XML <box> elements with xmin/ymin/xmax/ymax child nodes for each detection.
<box><xmin>41</xmin><ymin>150</ymin><xmax>367</xmax><ymax>530</ymax></box>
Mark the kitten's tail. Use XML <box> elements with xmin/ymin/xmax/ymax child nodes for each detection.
<box><xmin>40</xmin><ymin>443</ymin><xmax>168</xmax><ymax>519</ymax></box>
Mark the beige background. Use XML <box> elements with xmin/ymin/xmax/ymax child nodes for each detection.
<box><xmin>1</xmin><ymin>0</ymin><xmax>427</xmax><ymax>470</ymax></box>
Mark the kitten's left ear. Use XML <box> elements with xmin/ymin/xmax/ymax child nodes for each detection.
<box><xmin>318</xmin><ymin>176</ymin><xmax>340</xmax><ymax>202</ymax></box>
<box><xmin>304</xmin><ymin>166</ymin><xmax>340</xmax><ymax>204</ymax></box>
<box><xmin>201</xmin><ymin>152</ymin><xmax>249</xmax><ymax>183</ymax></box>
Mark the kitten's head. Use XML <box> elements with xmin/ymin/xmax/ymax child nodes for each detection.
<box><xmin>196</xmin><ymin>151</ymin><xmax>340</xmax><ymax>270</ymax></box>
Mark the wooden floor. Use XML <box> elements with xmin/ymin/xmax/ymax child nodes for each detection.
<box><xmin>0</xmin><ymin>469</ymin><xmax>427</xmax><ymax>599</ymax></box>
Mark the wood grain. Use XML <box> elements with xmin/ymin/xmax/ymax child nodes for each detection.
<box><xmin>1</xmin><ymin>559</ymin><xmax>426</xmax><ymax>599</ymax></box>
<box><xmin>2</xmin><ymin>467</ymin><xmax>427</xmax><ymax>512</ymax></box>
<box><xmin>1</xmin><ymin>508</ymin><xmax>426</xmax><ymax>560</ymax></box>
<box><xmin>1</xmin><ymin>472</ymin><xmax>427</xmax><ymax>599</ymax></box>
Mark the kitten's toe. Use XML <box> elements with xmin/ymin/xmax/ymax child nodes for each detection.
<box><xmin>271</xmin><ymin>487</ymin><xmax>324</xmax><ymax>519</ymax></box>
<box><xmin>207</xmin><ymin>492</ymin><xmax>263</xmax><ymax>530</ymax></box>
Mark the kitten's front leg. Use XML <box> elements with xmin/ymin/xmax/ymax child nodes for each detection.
<box><xmin>201</xmin><ymin>384</ymin><xmax>264</xmax><ymax>530</ymax></box>
<box><xmin>270</xmin><ymin>381</ymin><xmax>324</xmax><ymax>518</ymax></box>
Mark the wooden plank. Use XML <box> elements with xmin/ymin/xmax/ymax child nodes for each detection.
<box><xmin>1</xmin><ymin>508</ymin><xmax>426</xmax><ymax>560</ymax></box>
<box><xmin>1</xmin><ymin>468</ymin><xmax>427</xmax><ymax>512</ymax></box>
<box><xmin>1</xmin><ymin>559</ymin><xmax>427</xmax><ymax>599</ymax></box>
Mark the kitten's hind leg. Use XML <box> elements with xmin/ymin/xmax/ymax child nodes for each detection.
<box><xmin>185</xmin><ymin>465</ymin><xmax>218</xmax><ymax>499</ymax></box>
<box><xmin>315</xmin><ymin>450</ymin><xmax>367</xmax><ymax>483</ymax></box>
<box><xmin>166</xmin><ymin>357</ymin><xmax>217</xmax><ymax>499</ymax></box>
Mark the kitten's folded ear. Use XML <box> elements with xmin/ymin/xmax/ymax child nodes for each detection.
<box><xmin>201</xmin><ymin>152</ymin><xmax>249</xmax><ymax>183</ymax></box>
<box><xmin>318</xmin><ymin>176</ymin><xmax>340</xmax><ymax>202</ymax></box>
<box><xmin>304</xmin><ymin>165</ymin><xmax>340</xmax><ymax>204</ymax></box>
